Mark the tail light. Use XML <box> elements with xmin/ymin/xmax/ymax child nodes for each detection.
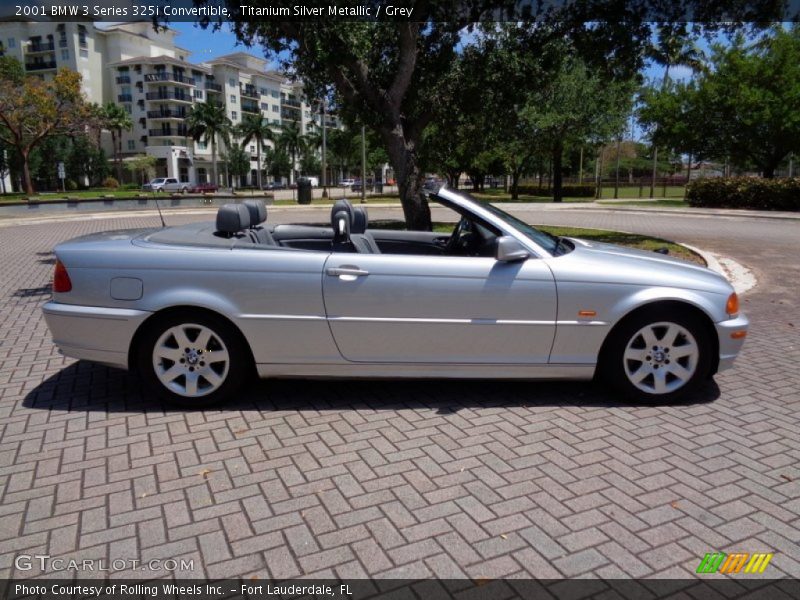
<box><xmin>53</xmin><ymin>259</ymin><xmax>72</xmax><ymax>293</ymax></box>
<box><xmin>726</xmin><ymin>292</ymin><xmax>739</xmax><ymax>317</ymax></box>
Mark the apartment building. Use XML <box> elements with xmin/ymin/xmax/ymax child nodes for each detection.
<box><xmin>0</xmin><ymin>22</ymin><xmax>333</xmax><ymax>186</ymax></box>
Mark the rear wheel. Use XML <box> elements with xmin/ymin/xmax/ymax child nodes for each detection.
<box><xmin>602</xmin><ymin>308</ymin><xmax>712</xmax><ymax>402</ymax></box>
<box><xmin>138</xmin><ymin>312</ymin><xmax>250</xmax><ymax>407</ymax></box>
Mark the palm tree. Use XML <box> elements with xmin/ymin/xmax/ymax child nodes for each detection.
<box><xmin>278</xmin><ymin>121</ymin><xmax>305</xmax><ymax>184</ymax></box>
<box><xmin>103</xmin><ymin>103</ymin><xmax>132</xmax><ymax>181</ymax></box>
<box><xmin>646</xmin><ymin>26</ymin><xmax>705</xmax><ymax>197</ymax></box>
<box><xmin>185</xmin><ymin>99</ymin><xmax>232</xmax><ymax>187</ymax></box>
<box><xmin>236</xmin><ymin>114</ymin><xmax>274</xmax><ymax>189</ymax></box>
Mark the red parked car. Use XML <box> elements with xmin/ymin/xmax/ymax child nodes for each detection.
<box><xmin>187</xmin><ymin>182</ymin><xmax>218</xmax><ymax>193</ymax></box>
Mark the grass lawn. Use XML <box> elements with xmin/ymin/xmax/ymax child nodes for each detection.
<box><xmin>369</xmin><ymin>220</ymin><xmax>703</xmax><ymax>265</ymax></box>
<box><xmin>0</xmin><ymin>189</ymin><xmax>147</xmax><ymax>203</ymax></box>
<box><xmin>596</xmin><ymin>185</ymin><xmax>686</xmax><ymax>199</ymax></box>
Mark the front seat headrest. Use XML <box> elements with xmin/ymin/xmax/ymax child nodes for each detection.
<box><xmin>351</xmin><ymin>206</ymin><xmax>368</xmax><ymax>234</ymax></box>
<box><xmin>243</xmin><ymin>199</ymin><xmax>267</xmax><ymax>226</ymax></box>
<box><xmin>216</xmin><ymin>203</ymin><xmax>251</xmax><ymax>235</ymax></box>
<box><xmin>330</xmin><ymin>199</ymin><xmax>354</xmax><ymax>224</ymax></box>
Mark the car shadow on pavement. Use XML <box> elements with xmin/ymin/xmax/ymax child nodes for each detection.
<box><xmin>22</xmin><ymin>361</ymin><xmax>721</xmax><ymax>414</ymax></box>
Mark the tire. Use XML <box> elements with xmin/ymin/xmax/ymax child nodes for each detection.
<box><xmin>137</xmin><ymin>311</ymin><xmax>251</xmax><ymax>407</ymax></box>
<box><xmin>601</xmin><ymin>307</ymin><xmax>713</xmax><ymax>402</ymax></box>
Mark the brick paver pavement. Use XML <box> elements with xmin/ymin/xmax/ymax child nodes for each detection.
<box><xmin>0</xmin><ymin>206</ymin><xmax>798</xmax><ymax>579</ymax></box>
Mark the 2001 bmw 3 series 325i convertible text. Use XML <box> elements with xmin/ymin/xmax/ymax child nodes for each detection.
<box><xmin>42</xmin><ymin>186</ymin><xmax>748</xmax><ymax>406</ymax></box>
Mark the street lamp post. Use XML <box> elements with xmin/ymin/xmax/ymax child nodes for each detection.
<box><xmin>361</xmin><ymin>125</ymin><xmax>367</xmax><ymax>204</ymax></box>
<box><xmin>321</xmin><ymin>100</ymin><xmax>328</xmax><ymax>198</ymax></box>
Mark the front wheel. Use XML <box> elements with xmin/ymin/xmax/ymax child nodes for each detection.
<box><xmin>601</xmin><ymin>309</ymin><xmax>713</xmax><ymax>402</ymax></box>
<box><xmin>138</xmin><ymin>312</ymin><xmax>250</xmax><ymax>407</ymax></box>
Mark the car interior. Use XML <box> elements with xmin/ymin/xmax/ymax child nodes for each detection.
<box><xmin>142</xmin><ymin>197</ymin><xmax>504</xmax><ymax>257</ymax></box>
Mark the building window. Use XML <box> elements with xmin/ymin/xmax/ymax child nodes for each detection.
<box><xmin>127</xmin><ymin>140</ymin><xmax>135</xmax><ymax>150</ymax></box>
<box><xmin>194</xmin><ymin>89</ymin><xmax>203</xmax><ymax>99</ymax></box>
<box><xmin>230</xmin><ymin>94</ymin><xmax>236</xmax><ymax>104</ymax></box>
<box><xmin>61</xmin><ymin>49</ymin><xmax>69</xmax><ymax>60</ymax></box>
<box><xmin>124</xmin><ymin>104</ymin><xmax>132</xmax><ymax>114</ymax></box>
<box><xmin>79</xmin><ymin>49</ymin><xmax>88</xmax><ymax>59</ymax></box>
<box><xmin>231</xmin><ymin>111</ymin><xmax>237</xmax><ymax>120</ymax></box>
<box><xmin>272</xmin><ymin>105</ymin><xmax>279</xmax><ymax>113</ymax></box>
<box><xmin>8</xmin><ymin>38</ymin><xmax>15</xmax><ymax>49</ymax></box>
<box><xmin>229</xmin><ymin>77</ymin><xmax>235</xmax><ymax>87</ymax></box>
<box><xmin>198</xmin><ymin>141</ymin><xmax>207</xmax><ymax>150</ymax></box>
<box><xmin>249</xmin><ymin>145</ymin><xmax>255</xmax><ymax>152</ymax></box>
<box><xmin>271</xmin><ymin>90</ymin><xmax>279</xmax><ymax>98</ymax></box>
<box><xmin>260</xmin><ymin>102</ymin><xmax>268</xmax><ymax>110</ymax></box>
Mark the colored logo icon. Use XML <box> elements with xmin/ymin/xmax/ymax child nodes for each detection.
<box><xmin>696</xmin><ymin>552</ymin><xmax>773</xmax><ymax>574</ymax></box>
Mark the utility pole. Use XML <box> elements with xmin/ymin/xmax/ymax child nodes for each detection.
<box><xmin>578</xmin><ymin>147</ymin><xmax>584</xmax><ymax>184</ymax></box>
<box><xmin>360</xmin><ymin>125</ymin><xmax>367</xmax><ymax>204</ymax></box>
<box><xmin>614</xmin><ymin>137</ymin><xmax>622</xmax><ymax>199</ymax></box>
<box><xmin>321</xmin><ymin>99</ymin><xmax>328</xmax><ymax>198</ymax></box>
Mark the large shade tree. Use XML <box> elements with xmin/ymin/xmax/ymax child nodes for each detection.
<box><xmin>185</xmin><ymin>99</ymin><xmax>232</xmax><ymax>186</ymax></box>
<box><xmin>182</xmin><ymin>3</ymin><xmax>775</xmax><ymax>228</ymax></box>
<box><xmin>0</xmin><ymin>57</ymin><xmax>94</xmax><ymax>194</ymax></box>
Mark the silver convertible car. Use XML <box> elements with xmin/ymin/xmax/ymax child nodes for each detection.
<box><xmin>43</xmin><ymin>186</ymin><xmax>748</xmax><ymax>406</ymax></box>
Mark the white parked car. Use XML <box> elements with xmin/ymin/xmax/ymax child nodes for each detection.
<box><xmin>142</xmin><ymin>178</ymin><xmax>188</xmax><ymax>193</ymax></box>
<box><xmin>339</xmin><ymin>178</ymin><xmax>355</xmax><ymax>188</ymax></box>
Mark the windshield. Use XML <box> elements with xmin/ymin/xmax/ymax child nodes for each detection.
<box><xmin>152</xmin><ymin>179</ymin><xmax>165</xmax><ymax>183</ymax></box>
<box><xmin>476</xmin><ymin>200</ymin><xmax>559</xmax><ymax>255</ymax></box>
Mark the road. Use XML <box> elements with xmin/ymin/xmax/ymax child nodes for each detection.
<box><xmin>0</xmin><ymin>204</ymin><xmax>798</xmax><ymax>580</ymax></box>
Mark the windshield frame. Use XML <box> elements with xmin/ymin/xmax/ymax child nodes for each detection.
<box><xmin>430</xmin><ymin>186</ymin><xmax>558</xmax><ymax>257</ymax></box>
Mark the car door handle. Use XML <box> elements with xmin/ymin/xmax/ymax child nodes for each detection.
<box><xmin>326</xmin><ymin>266</ymin><xmax>369</xmax><ymax>278</ymax></box>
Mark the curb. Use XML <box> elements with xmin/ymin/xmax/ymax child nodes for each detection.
<box><xmin>678</xmin><ymin>242</ymin><xmax>757</xmax><ymax>295</ymax></box>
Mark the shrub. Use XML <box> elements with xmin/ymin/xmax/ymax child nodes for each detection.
<box><xmin>119</xmin><ymin>183</ymin><xmax>139</xmax><ymax>190</ymax></box>
<box><xmin>686</xmin><ymin>177</ymin><xmax>800</xmax><ymax>211</ymax></box>
<box><xmin>515</xmin><ymin>184</ymin><xmax>596</xmax><ymax>197</ymax></box>
<box><xmin>102</xmin><ymin>176</ymin><xmax>120</xmax><ymax>189</ymax></box>
<box><xmin>65</xmin><ymin>179</ymin><xmax>78</xmax><ymax>191</ymax></box>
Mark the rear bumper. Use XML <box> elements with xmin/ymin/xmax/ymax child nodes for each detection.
<box><xmin>42</xmin><ymin>302</ymin><xmax>151</xmax><ymax>370</ymax></box>
<box><xmin>715</xmin><ymin>313</ymin><xmax>749</xmax><ymax>372</ymax></box>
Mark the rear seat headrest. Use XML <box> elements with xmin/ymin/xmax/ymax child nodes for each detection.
<box><xmin>243</xmin><ymin>199</ymin><xmax>267</xmax><ymax>226</ymax></box>
<box><xmin>216</xmin><ymin>203</ymin><xmax>251</xmax><ymax>235</ymax></box>
<box><xmin>351</xmin><ymin>206</ymin><xmax>368</xmax><ymax>234</ymax></box>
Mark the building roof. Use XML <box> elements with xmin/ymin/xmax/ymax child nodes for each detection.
<box><xmin>108</xmin><ymin>54</ymin><xmax>212</xmax><ymax>73</ymax></box>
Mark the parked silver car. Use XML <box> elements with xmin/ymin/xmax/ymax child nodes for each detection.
<box><xmin>42</xmin><ymin>186</ymin><xmax>748</xmax><ymax>406</ymax></box>
<box><xmin>142</xmin><ymin>177</ymin><xmax>188</xmax><ymax>193</ymax></box>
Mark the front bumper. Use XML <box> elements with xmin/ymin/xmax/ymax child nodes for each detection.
<box><xmin>715</xmin><ymin>313</ymin><xmax>749</xmax><ymax>372</ymax></box>
<box><xmin>42</xmin><ymin>302</ymin><xmax>151</xmax><ymax>370</ymax></box>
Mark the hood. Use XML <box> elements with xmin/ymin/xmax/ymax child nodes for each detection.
<box><xmin>548</xmin><ymin>237</ymin><xmax>732</xmax><ymax>294</ymax></box>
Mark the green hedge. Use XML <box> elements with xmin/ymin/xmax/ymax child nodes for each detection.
<box><xmin>515</xmin><ymin>184</ymin><xmax>596</xmax><ymax>197</ymax></box>
<box><xmin>686</xmin><ymin>177</ymin><xmax>800</xmax><ymax>211</ymax></box>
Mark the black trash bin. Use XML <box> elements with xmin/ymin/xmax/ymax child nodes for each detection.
<box><xmin>297</xmin><ymin>177</ymin><xmax>312</xmax><ymax>204</ymax></box>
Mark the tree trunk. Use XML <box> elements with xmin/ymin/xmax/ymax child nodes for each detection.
<box><xmin>552</xmin><ymin>142</ymin><xmax>564</xmax><ymax>203</ymax></box>
<box><xmin>511</xmin><ymin>170</ymin><xmax>521</xmax><ymax>200</ymax></box>
<box><xmin>256</xmin><ymin>142</ymin><xmax>262</xmax><ymax>189</ymax></box>
<box><xmin>211</xmin><ymin>136</ymin><xmax>218</xmax><ymax>187</ymax></box>
<box><xmin>21</xmin><ymin>148</ymin><xmax>34</xmax><ymax>195</ymax></box>
<box><xmin>380</xmin><ymin>125</ymin><xmax>431</xmax><ymax>231</ymax></box>
<box><xmin>762</xmin><ymin>164</ymin><xmax>776</xmax><ymax>178</ymax></box>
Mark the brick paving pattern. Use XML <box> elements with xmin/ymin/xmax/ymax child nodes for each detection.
<box><xmin>0</xmin><ymin>206</ymin><xmax>798</xmax><ymax>579</ymax></box>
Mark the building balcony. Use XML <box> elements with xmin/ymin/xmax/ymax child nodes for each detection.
<box><xmin>147</xmin><ymin>109</ymin><xmax>187</xmax><ymax>119</ymax></box>
<box><xmin>148</xmin><ymin>128</ymin><xmax>188</xmax><ymax>137</ymax></box>
<box><xmin>25</xmin><ymin>61</ymin><xmax>57</xmax><ymax>71</ymax></box>
<box><xmin>241</xmin><ymin>102</ymin><xmax>260</xmax><ymax>114</ymax></box>
<box><xmin>241</xmin><ymin>86</ymin><xmax>260</xmax><ymax>99</ymax></box>
<box><xmin>281</xmin><ymin>98</ymin><xmax>302</xmax><ymax>108</ymax></box>
<box><xmin>59</xmin><ymin>39</ymin><xmax>68</xmax><ymax>48</ymax></box>
<box><xmin>144</xmin><ymin>72</ymin><xmax>195</xmax><ymax>86</ymax></box>
<box><xmin>204</xmin><ymin>81</ymin><xmax>222</xmax><ymax>93</ymax></box>
<box><xmin>281</xmin><ymin>112</ymin><xmax>301</xmax><ymax>123</ymax></box>
<box><xmin>116</xmin><ymin>75</ymin><xmax>131</xmax><ymax>84</ymax></box>
<box><xmin>28</xmin><ymin>42</ymin><xmax>55</xmax><ymax>53</ymax></box>
<box><xmin>145</xmin><ymin>92</ymin><xmax>192</xmax><ymax>103</ymax></box>
<box><xmin>118</xmin><ymin>94</ymin><xmax>133</xmax><ymax>102</ymax></box>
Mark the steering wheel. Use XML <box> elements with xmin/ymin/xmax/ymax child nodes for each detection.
<box><xmin>444</xmin><ymin>217</ymin><xmax>473</xmax><ymax>255</ymax></box>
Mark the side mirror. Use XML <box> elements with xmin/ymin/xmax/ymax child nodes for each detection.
<box><xmin>495</xmin><ymin>236</ymin><xmax>530</xmax><ymax>262</ymax></box>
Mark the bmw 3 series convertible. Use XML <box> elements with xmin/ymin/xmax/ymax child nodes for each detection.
<box><xmin>42</xmin><ymin>185</ymin><xmax>748</xmax><ymax>406</ymax></box>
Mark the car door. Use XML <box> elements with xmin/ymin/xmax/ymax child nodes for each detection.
<box><xmin>322</xmin><ymin>252</ymin><xmax>557</xmax><ymax>364</ymax></box>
